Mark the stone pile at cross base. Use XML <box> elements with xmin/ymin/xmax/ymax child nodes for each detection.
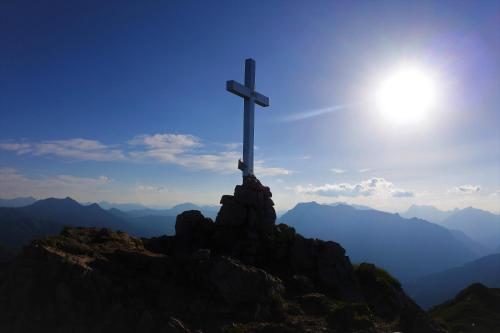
<box><xmin>0</xmin><ymin>176</ymin><xmax>447</xmax><ymax>333</ymax></box>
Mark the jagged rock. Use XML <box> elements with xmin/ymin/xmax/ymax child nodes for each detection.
<box><xmin>174</xmin><ymin>210</ymin><xmax>214</xmax><ymax>255</ymax></box>
<box><xmin>288</xmin><ymin>274</ymin><xmax>315</xmax><ymax>293</ymax></box>
<box><xmin>0</xmin><ymin>177</ymin><xmax>447</xmax><ymax>333</ymax></box>
<box><xmin>176</xmin><ymin>210</ymin><xmax>212</xmax><ymax>236</ymax></box>
<box><xmin>166</xmin><ymin>317</ymin><xmax>191</xmax><ymax>333</ymax></box>
<box><xmin>216</xmin><ymin>175</ymin><xmax>276</xmax><ymax>232</ymax></box>
<box><xmin>355</xmin><ymin>263</ymin><xmax>446</xmax><ymax>333</ymax></box>
<box><xmin>206</xmin><ymin>256</ymin><xmax>284</xmax><ymax>305</ymax></box>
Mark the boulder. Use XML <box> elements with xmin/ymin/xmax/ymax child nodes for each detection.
<box><xmin>206</xmin><ymin>256</ymin><xmax>284</xmax><ymax>306</ymax></box>
<box><xmin>175</xmin><ymin>210</ymin><xmax>213</xmax><ymax>236</ymax></box>
<box><xmin>174</xmin><ymin>210</ymin><xmax>214</xmax><ymax>254</ymax></box>
<box><xmin>216</xmin><ymin>175</ymin><xmax>276</xmax><ymax>232</ymax></box>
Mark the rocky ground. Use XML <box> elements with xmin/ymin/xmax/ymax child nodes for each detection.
<box><xmin>0</xmin><ymin>176</ymin><xmax>447</xmax><ymax>332</ymax></box>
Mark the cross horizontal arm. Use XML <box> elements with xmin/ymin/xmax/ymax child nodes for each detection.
<box><xmin>253</xmin><ymin>91</ymin><xmax>269</xmax><ymax>107</ymax></box>
<box><xmin>226</xmin><ymin>80</ymin><xmax>251</xmax><ymax>98</ymax></box>
<box><xmin>226</xmin><ymin>80</ymin><xmax>270</xmax><ymax>107</ymax></box>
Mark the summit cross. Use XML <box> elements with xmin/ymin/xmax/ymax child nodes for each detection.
<box><xmin>226</xmin><ymin>58</ymin><xmax>270</xmax><ymax>177</ymax></box>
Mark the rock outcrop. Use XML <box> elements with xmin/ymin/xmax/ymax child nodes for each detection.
<box><xmin>216</xmin><ymin>175</ymin><xmax>276</xmax><ymax>231</ymax></box>
<box><xmin>0</xmin><ymin>177</ymin><xmax>446</xmax><ymax>333</ymax></box>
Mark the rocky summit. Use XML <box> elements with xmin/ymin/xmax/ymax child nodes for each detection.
<box><xmin>0</xmin><ymin>176</ymin><xmax>446</xmax><ymax>332</ymax></box>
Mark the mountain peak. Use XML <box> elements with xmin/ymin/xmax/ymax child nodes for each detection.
<box><xmin>30</xmin><ymin>196</ymin><xmax>81</xmax><ymax>208</ymax></box>
<box><xmin>431</xmin><ymin>283</ymin><xmax>500</xmax><ymax>331</ymax></box>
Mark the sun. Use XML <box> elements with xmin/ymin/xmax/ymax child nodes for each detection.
<box><xmin>375</xmin><ymin>65</ymin><xmax>437</xmax><ymax>125</ymax></box>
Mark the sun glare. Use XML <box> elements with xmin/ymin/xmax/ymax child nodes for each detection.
<box><xmin>376</xmin><ymin>66</ymin><xmax>437</xmax><ymax>125</ymax></box>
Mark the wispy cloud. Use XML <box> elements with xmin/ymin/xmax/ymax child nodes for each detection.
<box><xmin>221</xmin><ymin>142</ymin><xmax>242</xmax><ymax>150</ymax></box>
<box><xmin>330</xmin><ymin>168</ymin><xmax>345</xmax><ymax>174</ymax></box>
<box><xmin>1</xmin><ymin>134</ymin><xmax>291</xmax><ymax>176</ymax></box>
<box><xmin>0</xmin><ymin>143</ymin><xmax>32</xmax><ymax>154</ymax></box>
<box><xmin>255</xmin><ymin>162</ymin><xmax>292</xmax><ymax>176</ymax></box>
<box><xmin>450</xmin><ymin>184</ymin><xmax>481</xmax><ymax>194</ymax></box>
<box><xmin>391</xmin><ymin>189</ymin><xmax>415</xmax><ymax>198</ymax></box>
<box><xmin>0</xmin><ymin>168</ymin><xmax>111</xmax><ymax>199</ymax></box>
<box><xmin>295</xmin><ymin>177</ymin><xmax>414</xmax><ymax>198</ymax></box>
<box><xmin>279</xmin><ymin>104</ymin><xmax>353</xmax><ymax>122</ymax></box>
<box><xmin>128</xmin><ymin>133</ymin><xmax>202</xmax><ymax>163</ymax></box>
<box><xmin>358</xmin><ymin>168</ymin><xmax>371</xmax><ymax>173</ymax></box>
<box><xmin>298</xmin><ymin>155</ymin><xmax>311</xmax><ymax>160</ymax></box>
<box><xmin>135</xmin><ymin>185</ymin><xmax>168</xmax><ymax>193</ymax></box>
<box><xmin>0</xmin><ymin>139</ymin><xmax>125</xmax><ymax>161</ymax></box>
<box><xmin>129</xmin><ymin>136</ymin><xmax>292</xmax><ymax>175</ymax></box>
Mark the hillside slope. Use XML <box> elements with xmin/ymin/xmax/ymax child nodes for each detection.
<box><xmin>430</xmin><ymin>283</ymin><xmax>500</xmax><ymax>333</ymax></box>
<box><xmin>406</xmin><ymin>254</ymin><xmax>500</xmax><ymax>309</ymax></box>
<box><xmin>0</xmin><ymin>198</ymin><xmax>180</xmax><ymax>250</ymax></box>
<box><xmin>0</xmin><ymin>177</ymin><xmax>445</xmax><ymax>333</ymax></box>
<box><xmin>280</xmin><ymin>202</ymin><xmax>477</xmax><ymax>281</ymax></box>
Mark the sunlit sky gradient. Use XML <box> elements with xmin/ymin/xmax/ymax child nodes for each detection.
<box><xmin>1</xmin><ymin>1</ymin><xmax>499</xmax><ymax>213</ymax></box>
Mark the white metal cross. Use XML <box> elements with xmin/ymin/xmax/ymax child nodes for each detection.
<box><xmin>226</xmin><ymin>58</ymin><xmax>270</xmax><ymax>176</ymax></box>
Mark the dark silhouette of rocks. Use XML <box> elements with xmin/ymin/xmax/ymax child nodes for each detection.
<box><xmin>216</xmin><ymin>175</ymin><xmax>276</xmax><ymax>231</ymax></box>
<box><xmin>0</xmin><ymin>176</ymin><xmax>446</xmax><ymax>333</ymax></box>
<box><xmin>430</xmin><ymin>283</ymin><xmax>500</xmax><ymax>333</ymax></box>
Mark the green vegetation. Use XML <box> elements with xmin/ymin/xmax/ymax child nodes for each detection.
<box><xmin>354</xmin><ymin>263</ymin><xmax>402</xmax><ymax>289</ymax></box>
<box><xmin>430</xmin><ymin>283</ymin><xmax>500</xmax><ymax>333</ymax></box>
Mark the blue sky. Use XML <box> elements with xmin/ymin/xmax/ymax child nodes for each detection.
<box><xmin>1</xmin><ymin>0</ymin><xmax>499</xmax><ymax>212</ymax></box>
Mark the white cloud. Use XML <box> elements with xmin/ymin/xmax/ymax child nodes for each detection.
<box><xmin>1</xmin><ymin>134</ymin><xmax>291</xmax><ymax>176</ymax></box>
<box><xmin>255</xmin><ymin>162</ymin><xmax>292</xmax><ymax>176</ymax></box>
<box><xmin>129</xmin><ymin>133</ymin><xmax>201</xmax><ymax>150</ymax></box>
<box><xmin>135</xmin><ymin>185</ymin><xmax>167</xmax><ymax>193</ymax></box>
<box><xmin>490</xmin><ymin>190</ymin><xmax>500</xmax><ymax>197</ymax></box>
<box><xmin>0</xmin><ymin>139</ymin><xmax>125</xmax><ymax>161</ymax></box>
<box><xmin>391</xmin><ymin>189</ymin><xmax>415</xmax><ymax>198</ymax></box>
<box><xmin>358</xmin><ymin>168</ymin><xmax>371</xmax><ymax>173</ymax></box>
<box><xmin>129</xmin><ymin>133</ymin><xmax>291</xmax><ymax>176</ymax></box>
<box><xmin>296</xmin><ymin>177</ymin><xmax>413</xmax><ymax>198</ymax></box>
<box><xmin>222</xmin><ymin>142</ymin><xmax>242</xmax><ymax>150</ymax></box>
<box><xmin>175</xmin><ymin>151</ymin><xmax>240</xmax><ymax>173</ymax></box>
<box><xmin>0</xmin><ymin>142</ymin><xmax>32</xmax><ymax>154</ymax></box>
<box><xmin>330</xmin><ymin>168</ymin><xmax>345</xmax><ymax>174</ymax></box>
<box><xmin>450</xmin><ymin>184</ymin><xmax>481</xmax><ymax>194</ymax></box>
<box><xmin>0</xmin><ymin>168</ymin><xmax>111</xmax><ymax>199</ymax></box>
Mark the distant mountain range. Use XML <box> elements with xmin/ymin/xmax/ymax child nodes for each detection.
<box><xmin>121</xmin><ymin>202</ymin><xmax>219</xmax><ymax>220</ymax></box>
<box><xmin>1</xmin><ymin>197</ymin><xmax>220</xmax><ymax>219</ymax></box>
<box><xmin>0</xmin><ymin>197</ymin><xmax>37</xmax><ymax>207</ymax></box>
<box><xmin>329</xmin><ymin>202</ymin><xmax>374</xmax><ymax>211</ymax></box>
<box><xmin>0</xmin><ymin>198</ymin><xmax>128</xmax><ymax>251</ymax></box>
<box><xmin>401</xmin><ymin>204</ymin><xmax>455</xmax><ymax>222</ymax></box>
<box><xmin>403</xmin><ymin>205</ymin><xmax>500</xmax><ymax>251</ymax></box>
<box><xmin>280</xmin><ymin>202</ymin><xmax>479</xmax><ymax>281</ymax></box>
<box><xmin>430</xmin><ymin>283</ymin><xmax>500</xmax><ymax>333</ymax></box>
<box><xmin>0</xmin><ymin>197</ymin><xmax>219</xmax><ymax>253</ymax></box>
<box><xmin>1</xmin><ymin>197</ymin><xmax>497</xmax><ymax>287</ymax></box>
<box><xmin>93</xmin><ymin>201</ymin><xmax>150</xmax><ymax>211</ymax></box>
<box><xmin>405</xmin><ymin>254</ymin><xmax>500</xmax><ymax>309</ymax></box>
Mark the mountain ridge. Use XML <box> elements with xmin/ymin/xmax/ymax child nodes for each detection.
<box><xmin>430</xmin><ymin>283</ymin><xmax>500</xmax><ymax>333</ymax></box>
<box><xmin>405</xmin><ymin>253</ymin><xmax>500</xmax><ymax>309</ymax></box>
<box><xmin>279</xmin><ymin>202</ymin><xmax>478</xmax><ymax>281</ymax></box>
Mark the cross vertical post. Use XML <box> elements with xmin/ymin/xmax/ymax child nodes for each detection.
<box><xmin>243</xmin><ymin>59</ymin><xmax>255</xmax><ymax>176</ymax></box>
<box><xmin>226</xmin><ymin>58</ymin><xmax>269</xmax><ymax>177</ymax></box>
